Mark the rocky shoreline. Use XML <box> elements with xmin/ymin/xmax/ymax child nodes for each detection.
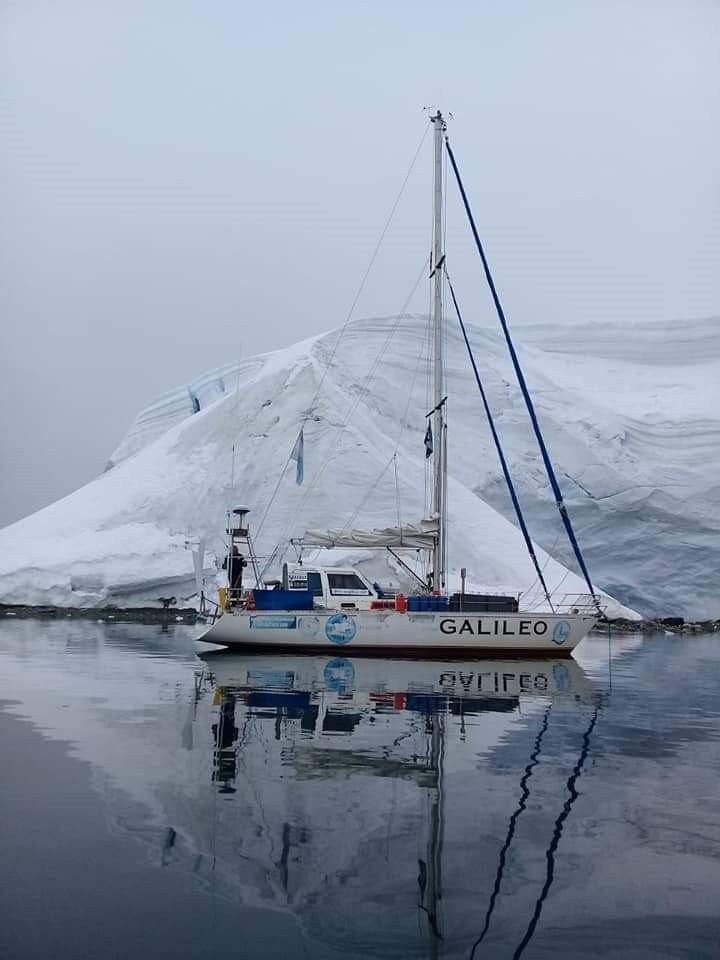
<box><xmin>595</xmin><ymin>617</ymin><xmax>720</xmax><ymax>635</ymax></box>
<box><xmin>0</xmin><ymin>603</ymin><xmax>202</xmax><ymax>625</ymax></box>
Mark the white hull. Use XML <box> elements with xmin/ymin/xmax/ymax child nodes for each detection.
<box><xmin>200</xmin><ymin>609</ymin><xmax>596</xmax><ymax>657</ymax></box>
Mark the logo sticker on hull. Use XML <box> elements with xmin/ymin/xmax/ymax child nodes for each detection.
<box><xmin>325</xmin><ymin>612</ymin><xmax>357</xmax><ymax>645</ymax></box>
<box><xmin>249</xmin><ymin>616</ymin><xmax>297</xmax><ymax>630</ymax></box>
<box><xmin>552</xmin><ymin>621</ymin><xmax>571</xmax><ymax>645</ymax></box>
<box><xmin>297</xmin><ymin>616</ymin><xmax>321</xmax><ymax>638</ymax></box>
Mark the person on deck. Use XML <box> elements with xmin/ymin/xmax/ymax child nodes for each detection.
<box><xmin>225</xmin><ymin>546</ymin><xmax>247</xmax><ymax>592</ymax></box>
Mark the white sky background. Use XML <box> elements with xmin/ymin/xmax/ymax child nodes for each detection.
<box><xmin>1</xmin><ymin>0</ymin><xmax>718</xmax><ymax>527</ymax></box>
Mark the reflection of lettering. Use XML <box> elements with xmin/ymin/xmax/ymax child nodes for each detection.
<box><xmin>437</xmin><ymin>669</ymin><xmax>565</xmax><ymax>695</ymax></box>
<box><xmin>471</xmin><ymin>671</ymin><xmax>555</xmax><ymax>693</ymax></box>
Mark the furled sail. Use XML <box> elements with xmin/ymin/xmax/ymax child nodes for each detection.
<box><xmin>300</xmin><ymin>519</ymin><xmax>439</xmax><ymax>550</ymax></box>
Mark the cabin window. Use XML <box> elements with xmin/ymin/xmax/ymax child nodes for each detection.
<box><xmin>289</xmin><ymin>572</ymin><xmax>323</xmax><ymax>597</ymax></box>
<box><xmin>327</xmin><ymin>573</ymin><xmax>370</xmax><ymax>596</ymax></box>
<box><xmin>306</xmin><ymin>572</ymin><xmax>324</xmax><ymax>597</ymax></box>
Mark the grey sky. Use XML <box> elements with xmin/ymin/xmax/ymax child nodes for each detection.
<box><xmin>1</xmin><ymin>0</ymin><xmax>718</xmax><ymax>527</ymax></box>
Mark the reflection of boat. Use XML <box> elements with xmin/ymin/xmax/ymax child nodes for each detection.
<box><xmin>201</xmin><ymin>110</ymin><xmax>604</xmax><ymax>656</ymax></box>
<box><xmin>202</xmin><ymin>651</ymin><xmax>598</xmax><ymax>955</ymax></box>
<box><xmin>200</xmin><ymin>652</ymin><xmax>598</xmax><ymax>711</ymax></box>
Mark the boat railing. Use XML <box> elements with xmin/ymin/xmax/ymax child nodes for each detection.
<box><xmin>203</xmin><ymin>596</ymin><xmax>221</xmax><ymax>624</ymax></box>
<box><xmin>550</xmin><ymin>594</ymin><xmax>605</xmax><ymax>614</ymax></box>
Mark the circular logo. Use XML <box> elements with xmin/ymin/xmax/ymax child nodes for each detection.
<box><xmin>323</xmin><ymin>657</ymin><xmax>356</xmax><ymax>691</ymax></box>
<box><xmin>325</xmin><ymin>612</ymin><xmax>357</xmax><ymax>645</ymax></box>
<box><xmin>298</xmin><ymin>615</ymin><xmax>321</xmax><ymax>637</ymax></box>
<box><xmin>552</xmin><ymin>621</ymin><xmax>571</xmax><ymax>645</ymax></box>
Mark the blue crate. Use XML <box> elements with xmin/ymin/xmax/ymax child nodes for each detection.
<box><xmin>252</xmin><ymin>589</ymin><xmax>314</xmax><ymax>611</ymax></box>
<box><xmin>407</xmin><ymin>595</ymin><xmax>448</xmax><ymax>612</ymax></box>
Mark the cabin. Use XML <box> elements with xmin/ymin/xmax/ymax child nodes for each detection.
<box><xmin>284</xmin><ymin>564</ymin><xmax>377</xmax><ymax>611</ymax></box>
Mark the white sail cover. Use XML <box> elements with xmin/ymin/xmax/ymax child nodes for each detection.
<box><xmin>300</xmin><ymin>519</ymin><xmax>439</xmax><ymax>550</ymax></box>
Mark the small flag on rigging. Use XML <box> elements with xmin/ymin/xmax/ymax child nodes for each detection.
<box><xmin>290</xmin><ymin>428</ymin><xmax>304</xmax><ymax>485</ymax></box>
<box><xmin>424</xmin><ymin>422</ymin><xmax>433</xmax><ymax>459</ymax></box>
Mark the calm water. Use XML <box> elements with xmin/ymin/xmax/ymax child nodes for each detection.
<box><xmin>0</xmin><ymin>622</ymin><xmax>719</xmax><ymax>959</ymax></box>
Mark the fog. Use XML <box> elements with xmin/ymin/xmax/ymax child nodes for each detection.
<box><xmin>1</xmin><ymin>0</ymin><xmax>718</xmax><ymax>527</ymax></box>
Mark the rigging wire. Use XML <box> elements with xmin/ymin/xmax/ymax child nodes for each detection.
<box><xmin>254</xmin><ymin>440</ymin><xmax>298</xmax><ymax>543</ymax></box>
<box><xmin>286</xmin><ymin>256</ymin><xmax>431</xmax><ymax>537</ymax></box>
<box><xmin>393</xmin><ymin>453</ymin><xmax>402</xmax><ymax>529</ymax></box>
<box><xmin>338</xmin><ymin>453</ymin><xmax>396</xmax><ymax>536</ymax></box>
<box><xmin>444</xmin><ymin>132</ymin><xmax>599</xmax><ymax>611</ymax></box>
<box><xmin>255</xmin><ymin>125</ymin><xmax>431</xmax><ymax>546</ymax></box>
<box><xmin>331</xmin><ymin>302</ymin><xmax>432</xmax><ymax>541</ymax></box>
<box><xmin>519</xmin><ymin>526</ymin><xmax>566</xmax><ymax>609</ymax></box>
<box><xmin>304</xmin><ymin>121</ymin><xmax>432</xmax><ymax>423</ymax></box>
<box><xmin>445</xmin><ymin>266</ymin><xmax>554</xmax><ymax>610</ymax></box>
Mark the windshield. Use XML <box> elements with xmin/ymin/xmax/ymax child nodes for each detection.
<box><xmin>327</xmin><ymin>573</ymin><xmax>370</xmax><ymax>595</ymax></box>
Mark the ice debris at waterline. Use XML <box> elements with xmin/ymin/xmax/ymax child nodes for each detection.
<box><xmin>1</xmin><ymin>314</ymin><xmax>717</xmax><ymax>617</ymax></box>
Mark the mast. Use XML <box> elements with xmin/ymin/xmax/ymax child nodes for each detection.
<box><xmin>430</xmin><ymin>110</ymin><xmax>447</xmax><ymax>591</ymax></box>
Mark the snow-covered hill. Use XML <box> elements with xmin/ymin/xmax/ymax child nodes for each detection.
<box><xmin>1</xmin><ymin>313</ymin><xmax>716</xmax><ymax>618</ymax></box>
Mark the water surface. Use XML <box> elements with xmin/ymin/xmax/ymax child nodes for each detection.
<box><xmin>1</xmin><ymin>621</ymin><xmax>718</xmax><ymax>959</ymax></box>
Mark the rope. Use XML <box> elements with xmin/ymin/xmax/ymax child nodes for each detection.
<box><xmin>445</xmin><ymin>268</ymin><xmax>554</xmax><ymax>610</ymax></box>
<box><xmin>444</xmin><ymin>134</ymin><xmax>599</xmax><ymax>609</ymax></box>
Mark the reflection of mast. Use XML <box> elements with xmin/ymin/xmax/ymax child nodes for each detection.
<box><xmin>212</xmin><ymin>691</ymin><xmax>239</xmax><ymax>792</ymax></box>
<box><xmin>418</xmin><ymin>710</ymin><xmax>446</xmax><ymax>956</ymax></box>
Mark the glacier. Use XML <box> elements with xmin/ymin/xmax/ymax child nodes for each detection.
<box><xmin>0</xmin><ymin>313</ymin><xmax>717</xmax><ymax>619</ymax></box>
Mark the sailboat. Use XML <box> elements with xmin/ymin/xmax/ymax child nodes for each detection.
<box><xmin>201</xmin><ymin>112</ymin><xmax>603</xmax><ymax>656</ymax></box>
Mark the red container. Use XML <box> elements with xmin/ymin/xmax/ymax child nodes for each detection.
<box><xmin>395</xmin><ymin>593</ymin><xmax>408</xmax><ymax>613</ymax></box>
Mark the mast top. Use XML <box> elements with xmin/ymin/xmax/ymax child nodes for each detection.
<box><xmin>428</xmin><ymin>109</ymin><xmax>448</xmax><ymax>131</ymax></box>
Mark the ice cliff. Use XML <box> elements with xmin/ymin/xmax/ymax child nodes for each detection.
<box><xmin>1</xmin><ymin>314</ymin><xmax>716</xmax><ymax>618</ymax></box>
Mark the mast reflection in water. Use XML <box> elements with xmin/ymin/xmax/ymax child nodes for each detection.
<box><xmin>2</xmin><ymin>623</ymin><xmax>720</xmax><ymax>960</ymax></box>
